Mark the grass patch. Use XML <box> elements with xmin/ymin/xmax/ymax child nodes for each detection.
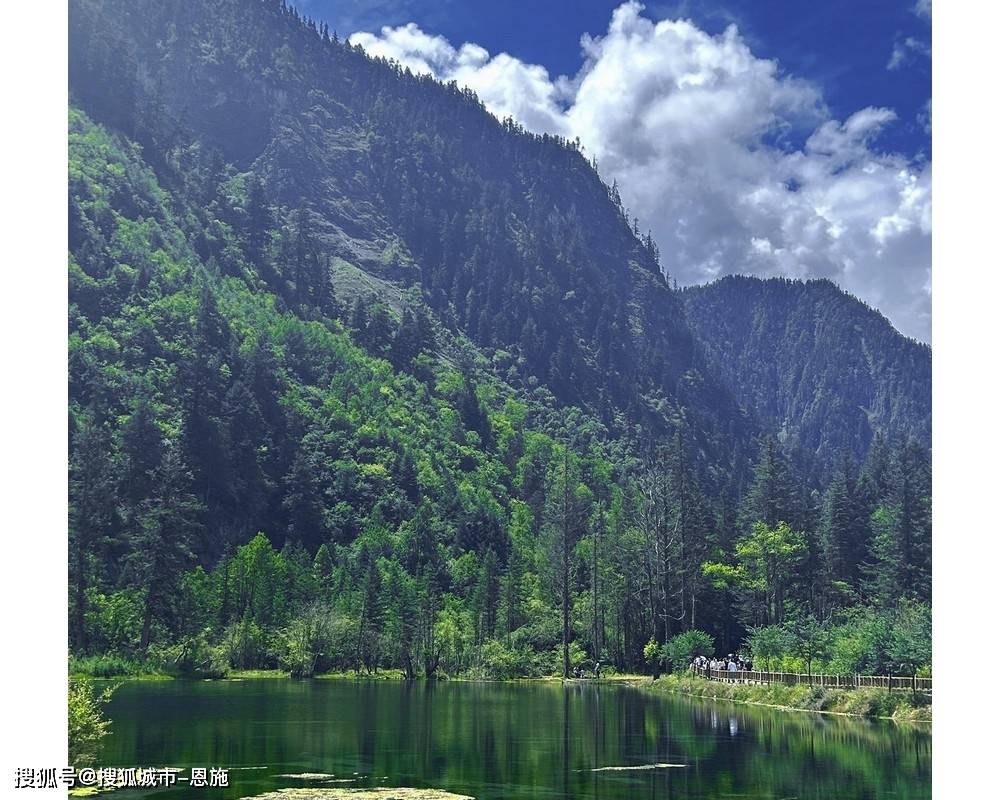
<box><xmin>244</xmin><ymin>789</ymin><xmax>474</xmax><ymax>800</ymax></box>
<box><xmin>227</xmin><ymin>669</ymin><xmax>290</xmax><ymax>679</ymax></box>
<box><xmin>69</xmin><ymin>654</ymin><xmax>165</xmax><ymax>679</ymax></box>
<box><xmin>314</xmin><ymin>670</ymin><xmax>408</xmax><ymax>680</ymax></box>
<box><xmin>645</xmin><ymin>673</ymin><xmax>931</xmax><ymax>722</ymax></box>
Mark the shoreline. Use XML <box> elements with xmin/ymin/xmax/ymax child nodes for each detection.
<box><xmin>72</xmin><ymin>669</ymin><xmax>651</xmax><ymax>683</ymax></box>
<box><xmin>73</xmin><ymin>669</ymin><xmax>930</xmax><ymax>722</ymax></box>
<box><xmin>634</xmin><ymin>673</ymin><xmax>931</xmax><ymax>723</ymax></box>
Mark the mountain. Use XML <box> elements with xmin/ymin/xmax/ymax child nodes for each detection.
<box><xmin>69</xmin><ymin>0</ymin><xmax>757</xmax><ymax>488</ymax></box>
<box><xmin>681</xmin><ymin>276</ymin><xmax>931</xmax><ymax>474</ymax></box>
<box><xmin>66</xmin><ymin>0</ymin><xmax>931</xmax><ymax>674</ymax></box>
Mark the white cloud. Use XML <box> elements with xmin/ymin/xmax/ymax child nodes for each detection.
<box><xmin>914</xmin><ymin>0</ymin><xmax>932</xmax><ymax>20</ymax></box>
<box><xmin>350</xmin><ymin>1</ymin><xmax>932</xmax><ymax>341</ymax></box>
<box><xmin>888</xmin><ymin>36</ymin><xmax>931</xmax><ymax>70</ymax></box>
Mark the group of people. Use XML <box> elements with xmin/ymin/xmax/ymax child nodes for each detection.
<box><xmin>691</xmin><ymin>654</ymin><xmax>752</xmax><ymax>673</ymax></box>
<box><xmin>570</xmin><ymin>661</ymin><xmax>602</xmax><ymax>679</ymax></box>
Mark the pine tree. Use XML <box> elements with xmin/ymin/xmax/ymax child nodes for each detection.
<box><xmin>742</xmin><ymin>436</ymin><xmax>802</xmax><ymax>531</ymax></box>
<box><xmin>663</xmin><ymin>430</ymin><xmax>713</xmax><ymax>630</ymax></box>
<box><xmin>543</xmin><ymin>448</ymin><xmax>591</xmax><ymax>678</ymax></box>
<box><xmin>282</xmin><ymin>435</ymin><xmax>330</xmax><ymax>551</ymax></box>
<box><xmin>120</xmin><ymin>396</ymin><xmax>164</xmax><ymax>511</ymax></box>
<box><xmin>865</xmin><ymin>439</ymin><xmax>931</xmax><ymax>603</ymax></box>
<box><xmin>864</xmin><ymin>504</ymin><xmax>904</xmax><ymax>606</ymax></box>
<box><xmin>355</xmin><ymin>543</ymin><xmax>384</xmax><ymax>673</ymax></box>
<box><xmin>69</xmin><ymin>414</ymin><xmax>119</xmax><ymax>652</ymax></box>
<box><xmin>128</xmin><ymin>443</ymin><xmax>204</xmax><ymax>650</ymax></box>
<box><xmin>895</xmin><ymin>439</ymin><xmax>931</xmax><ymax>601</ymax></box>
<box><xmin>819</xmin><ymin>453</ymin><xmax>871</xmax><ymax>592</ymax></box>
<box><xmin>862</xmin><ymin>431</ymin><xmax>892</xmax><ymax>502</ymax></box>
<box><xmin>313</xmin><ymin>543</ymin><xmax>335</xmax><ymax>600</ymax></box>
<box><xmin>243</xmin><ymin>174</ymin><xmax>273</xmax><ymax>277</ymax></box>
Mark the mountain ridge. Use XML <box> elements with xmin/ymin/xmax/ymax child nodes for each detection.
<box><xmin>66</xmin><ymin>0</ymin><xmax>932</xmax><ymax>678</ymax></box>
<box><xmin>681</xmin><ymin>275</ymin><xmax>931</xmax><ymax>473</ymax></box>
<box><xmin>69</xmin><ymin>0</ymin><xmax>760</xmax><ymax>484</ymax></box>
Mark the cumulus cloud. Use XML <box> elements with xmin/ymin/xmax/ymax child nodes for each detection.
<box><xmin>350</xmin><ymin>1</ymin><xmax>931</xmax><ymax>341</ymax></box>
<box><xmin>350</xmin><ymin>24</ymin><xmax>572</xmax><ymax>135</ymax></box>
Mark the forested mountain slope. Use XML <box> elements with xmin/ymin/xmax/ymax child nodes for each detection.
<box><xmin>66</xmin><ymin>0</ymin><xmax>931</xmax><ymax>679</ymax></box>
<box><xmin>682</xmin><ymin>277</ymin><xmax>931</xmax><ymax>474</ymax></box>
<box><xmin>69</xmin><ymin>0</ymin><xmax>755</xmax><ymax>485</ymax></box>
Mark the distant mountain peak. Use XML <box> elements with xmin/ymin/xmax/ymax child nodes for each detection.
<box><xmin>681</xmin><ymin>275</ymin><xmax>930</xmax><ymax>473</ymax></box>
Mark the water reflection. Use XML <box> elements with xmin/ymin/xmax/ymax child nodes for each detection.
<box><xmin>96</xmin><ymin>679</ymin><xmax>930</xmax><ymax>800</ymax></box>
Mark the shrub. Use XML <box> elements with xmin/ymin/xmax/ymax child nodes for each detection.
<box><xmin>661</xmin><ymin>629</ymin><xmax>714</xmax><ymax>672</ymax></box>
<box><xmin>68</xmin><ymin>681</ymin><xmax>114</xmax><ymax>766</ymax></box>
<box><xmin>280</xmin><ymin>604</ymin><xmax>339</xmax><ymax>677</ymax></box>
<box><xmin>745</xmin><ymin>625</ymin><xmax>792</xmax><ymax>671</ymax></box>
<box><xmin>222</xmin><ymin>615</ymin><xmax>271</xmax><ymax>669</ymax></box>
<box><xmin>151</xmin><ymin>632</ymin><xmax>228</xmax><ymax>678</ymax></box>
<box><xmin>643</xmin><ymin>638</ymin><xmax>660</xmax><ymax>668</ymax></box>
<box><xmin>480</xmin><ymin>639</ymin><xmax>532</xmax><ymax>679</ymax></box>
<box><xmin>70</xmin><ymin>653</ymin><xmax>149</xmax><ymax>678</ymax></box>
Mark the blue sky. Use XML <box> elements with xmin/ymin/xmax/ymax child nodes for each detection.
<box><xmin>298</xmin><ymin>0</ymin><xmax>930</xmax><ymax>158</ymax></box>
<box><xmin>292</xmin><ymin>0</ymin><xmax>932</xmax><ymax>341</ymax></box>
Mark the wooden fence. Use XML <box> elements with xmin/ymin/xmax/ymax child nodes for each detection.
<box><xmin>694</xmin><ymin>666</ymin><xmax>931</xmax><ymax>693</ymax></box>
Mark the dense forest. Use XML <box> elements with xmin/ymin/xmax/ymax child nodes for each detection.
<box><xmin>682</xmin><ymin>277</ymin><xmax>931</xmax><ymax>482</ymax></box>
<box><xmin>67</xmin><ymin>0</ymin><xmax>931</xmax><ymax>682</ymax></box>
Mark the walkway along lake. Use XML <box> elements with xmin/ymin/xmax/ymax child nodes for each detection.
<box><xmin>95</xmin><ymin>678</ymin><xmax>930</xmax><ymax>799</ymax></box>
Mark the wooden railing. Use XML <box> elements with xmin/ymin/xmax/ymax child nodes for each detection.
<box><xmin>693</xmin><ymin>666</ymin><xmax>931</xmax><ymax>693</ymax></box>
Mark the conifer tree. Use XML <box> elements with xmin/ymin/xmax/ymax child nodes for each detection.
<box><xmin>69</xmin><ymin>414</ymin><xmax>118</xmax><ymax>652</ymax></box>
<box><xmin>819</xmin><ymin>453</ymin><xmax>872</xmax><ymax>592</ymax></box>
<box><xmin>129</xmin><ymin>443</ymin><xmax>203</xmax><ymax>650</ymax></box>
<box><xmin>742</xmin><ymin>436</ymin><xmax>802</xmax><ymax>531</ymax></box>
<box><xmin>543</xmin><ymin>448</ymin><xmax>590</xmax><ymax>678</ymax></box>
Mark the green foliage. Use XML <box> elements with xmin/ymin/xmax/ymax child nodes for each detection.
<box><xmin>68</xmin><ymin>681</ymin><xmax>114</xmax><ymax>766</ymax></box>
<box><xmin>81</xmin><ymin>589</ymin><xmax>144</xmax><ymax>655</ymax></box>
<box><xmin>661</xmin><ymin>630</ymin><xmax>715</xmax><ymax>671</ymax></box>
<box><xmin>742</xmin><ymin>604</ymin><xmax>930</xmax><ymax>678</ymax></box>
<box><xmin>702</xmin><ymin>520</ymin><xmax>807</xmax><ymax>627</ymax></box>
<box><xmin>222</xmin><ymin>615</ymin><xmax>271</xmax><ymax>670</ymax></box>
<box><xmin>887</xmin><ymin>600</ymin><xmax>932</xmax><ymax>680</ymax></box>
<box><xmin>70</xmin><ymin>653</ymin><xmax>150</xmax><ymax>678</ymax></box>
<box><xmin>553</xmin><ymin>640</ymin><xmax>588</xmax><ymax>675</ymax></box>
<box><xmin>745</xmin><ymin>625</ymin><xmax>792</xmax><ymax>672</ymax></box>
<box><xmin>151</xmin><ymin>631</ymin><xmax>229</xmax><ymax>678</ymax></box>
<box><xmin>64</xmin><ymin>0</ymin><xmax>932</xmax><ymax>684</ymax></box>
<box><xmin>784</xmin><ymin>614</ymin><xmax>831</xmax><ymax>677</ymax></box>
<box><xmin>651</xmin><ymin>673</ymin><xmax>930</xmax><ymax>721</ymax></box>
<box><xmin>480</xmin><ymin>640</ymin><xmax>535</xmax><ymax>680</ymax></box>
<box><xmin>825</xmin><ymin>610</ymin><xmax>892</xmax><ymax>675</ymax></box>
<box><xmin>280</xmin><ymin>605</ymin><xmax>338</xmax><ymax>678</ymax></box>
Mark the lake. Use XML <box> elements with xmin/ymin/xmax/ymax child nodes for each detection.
<box><xmin>95</xmin><ymin>678</ymin><xmax>930</xmax><ymax>799</ymax></box>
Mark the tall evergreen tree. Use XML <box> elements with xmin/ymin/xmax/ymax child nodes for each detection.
<box><xmin>742</xmin><ymin>436</ymin><xmax>802</xmax><ymax>531</ymax></box>
<box><xmin>819</xmin><ymin>454</ymin><xmax>872</xmax><ymax>593</ymax></box>
<box><xmin>69</xmin><ymin>414</ymin><xmax>118</xmax><ymax>652</ymax></box>
<box><xmin>543</xmin><ymin>448</ymin><xmax>590</xmax><ymax>678</ymax></box>
<box><xmin>128</xmin><ymin>443</ymin><xmax>204</xmax><ymax>650</ymax></box>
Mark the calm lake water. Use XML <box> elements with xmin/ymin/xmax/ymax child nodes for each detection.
<box><xmin>95</xmin><ymin>679</ymin><xmax>930</xmax><ymax>799</ymax></box>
